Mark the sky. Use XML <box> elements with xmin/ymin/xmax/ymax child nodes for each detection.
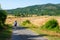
<box><xmin>0</xmin><ymin>0</ymin><xmax>60</xmax><ymax>9</ymax></box>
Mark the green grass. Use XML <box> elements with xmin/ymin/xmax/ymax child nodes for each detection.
<box><xmin>21</xmin><ymin>20</ymin><xmax>60</xmax><ymax>40</ymax></box>
<box><xmin>47</xmin><ymin>36</ymin><xmax>60</xmax><ymax>40</ymax></box>
<box><xmin>0</xmin><ymin>24</ymin><xmax>12</xmax><ymax>40</ymax></box>
<box><xmin>34</xmin><ymin>28</ymin><xmax>60</xmax><ymax>40</ymax></box>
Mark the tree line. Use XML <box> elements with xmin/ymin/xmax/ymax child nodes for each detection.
<box><xmin>7</xmin><ymin>3</ymin><xmax>60</xmax><ymax>17</ymax></box>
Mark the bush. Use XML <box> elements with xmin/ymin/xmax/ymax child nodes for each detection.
<box><xmin>0</xmin><ymin>10</ymin><xmax>7</xmax><ymax>24</ymax></box>
<box><xmin>22</xmin><ymin>20</ymin><xmax>31</xmax><ymax>25</ymax></box>
<box><xmin>42</xmin><ymin>19</ymin><xmax>59</xmax><ymax>29</ymax></box>
<box><xmin>0</xmin><ymin>10</ymin><xmax>7</xmax><ymax>30</ymax></box>
<box><xmin>0</xmin><ymin>22</ymin><xmax>4</xmax><ymax>31</ymax></box>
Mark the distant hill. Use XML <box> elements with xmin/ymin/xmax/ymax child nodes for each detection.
<box><xmin>6</xmin><ymin>3</ymin><xmax>60</xmax><ymax>16</ymax></box>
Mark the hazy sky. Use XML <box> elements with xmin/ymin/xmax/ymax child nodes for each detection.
<box><xmin>0</xmin><ymin>0</ymin><xmax>60</xmax><ymax>9</ymax></box>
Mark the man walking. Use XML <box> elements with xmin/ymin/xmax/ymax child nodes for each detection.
<box><xmin>14</xmin><ymin>20</ymin><xmax>17</xmax><ymax>29</ymax></box>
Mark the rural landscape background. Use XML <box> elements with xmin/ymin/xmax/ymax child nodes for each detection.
<box><xmin>0</xmin><ymin>0</ymin><xmax>60</xmax><ymax>40</ymax></box>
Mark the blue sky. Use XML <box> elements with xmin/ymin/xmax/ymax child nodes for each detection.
<box><xmin>0</xmin><ymin>0</ymin><xmax>60</xmax><ymax>9</ymax></box>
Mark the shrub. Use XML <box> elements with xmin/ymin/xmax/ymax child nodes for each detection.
<box><xmin>0</xmin><ymin>10</ymin><xmax>7</xmax><ymax>24</ymax></box>
<box><xmin>42</xmin><ymin>19</ymin><xmax>59</xmax><ymax>29</ymax></box>
<box><xmin>22</xmin><ymin>20</ymin><xmax>31</xmax><ymax>25</ymax></box>
<box><xmin>0</xmin><ymin>10</ymin><xmax>7</xmax><ymax>30</ymax></box>
<box><xmin>0</xmin><ymin>21</ymin><xmax>4</xmax><ymax>31</ymax></box>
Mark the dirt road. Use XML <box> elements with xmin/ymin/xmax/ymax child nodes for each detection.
<box><xmin>11</xmin><ymin>27</ymin><xmax>48</xmax><ymax>40</ymax></box>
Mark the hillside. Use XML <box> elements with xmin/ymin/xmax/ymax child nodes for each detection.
<box><xmin>7</xmin><ymin>3</ymin><xmax>60</xmax><ymax>16</ymax></box>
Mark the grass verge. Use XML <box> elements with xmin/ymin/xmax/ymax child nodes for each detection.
<box><xmin>0</xmin><ymin>24</ymin><xmax>12</xmax><ymax>40</ymax></box>
<box><xmin>21</xmin><ymin>23</ymin><xmax>60</xmax><ymax>40</ymax></box>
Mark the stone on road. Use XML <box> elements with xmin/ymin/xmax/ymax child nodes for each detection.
<box><xmin>11</xmin><ymin>27</ymin><xmax>48</xmax><ymax>40</ymax></box>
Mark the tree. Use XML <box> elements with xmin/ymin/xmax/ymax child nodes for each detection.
<box><xmin>0</xmin><ymin>10</ymin><xmax>7</xmax><ymax>30</ymax></box>
<box><xmin>0</xmin><ymin>10</ymin><xmax>7</xmax><ymax>24</ymax></box>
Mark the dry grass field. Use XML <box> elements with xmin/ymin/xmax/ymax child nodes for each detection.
<box><xmin>5</xmin><ymin>15</ymin><xmax>60</xmax><ymax>26</ymax></box>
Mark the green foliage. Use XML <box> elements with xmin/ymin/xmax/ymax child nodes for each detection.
<box><xmin>0</xmin><ymin>24</ymin><xmax>12</xmax><ymax>40</ymax></box>
<box><xmin>42</xmin><ymin>19</ymin><xmax>59</xmax><ymax>30</ymax></box>
<box><xmin>0</xmin><ymin>22</ymin><xmax>4</xmax><ymax>31</ymax></box>
<box><xmin>22</xmin><ymin>20</ymin><xmax>31</xmax><ymax>25</ymax></box>
<box><xmin>0</xmin><ymin>10</ymin><xmax>7</xmax><ymax>30</ymax></box>
<box><xmin>0</xmin><ymin>10</ymin><xmax>7</xmax><ymax>24</ymax></box>
<box><xmin>7</xmin><ymin>3</ymin><xmax>60</xmax><ymax>16</ymax></box>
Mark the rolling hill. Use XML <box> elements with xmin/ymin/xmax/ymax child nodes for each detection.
<box><xmin>6</xmin><ymin>3</ymin><xmax>60</xmax><ymax>16</ymax></box>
